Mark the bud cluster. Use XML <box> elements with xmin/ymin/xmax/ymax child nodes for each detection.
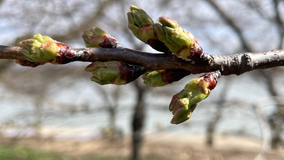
<box><xmin>154</xmin><ymin>17</ymin><xmax>203</xmax><ymax>59</ymax></box>
<box><xmin>169</xmin><ymin>71</ymin><xmax>221</xmax><ymax>124</ymax></box>
<box><xmin>127</xmin><ymin>5</ymin><xmax>204</xmax><ymax>60</ymax></box>
<box><xmin>82</xmin><ymin>27</ymin><xmax>145</xmax><ymax>85</ymax></box>
<box><xmin>15</xmin><ymin>6</ymin><xmax>222</xmax><ymax>126</ymax></box>
<box><xmin>127</xmin><ymin>5</ymin><xmax>171</xmax><ymax>54</ymax></box>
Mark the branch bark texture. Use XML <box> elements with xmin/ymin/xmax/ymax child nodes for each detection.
<box><xmin>1</xmin><ymin>45</ymin><xmax>284</xmax><ymax>76</ymax></box>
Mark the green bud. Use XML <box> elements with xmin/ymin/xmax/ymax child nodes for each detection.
<box><xmin>85</xmin><ymin>61</ymin><xmax>125</xmax><ymax>85</ymax></box>
<box><xmin>127</xmin><ymin>5</ymin><xmax>171</xmax><ymax>54</ymax></box>
<box><xmin>85</xmin><ymin>61</ymin><xmax>145</xmax><ymax>85</ymax></box>
<box><xmin>92</xmin><ymin>68</ymin><xmax>120</xmax><ymax>84</ymax></box>
<box><xmin>33</xmin><ymin>33</ymin><xmax>53</xmax><ymax>43</ymax></box>
<box><xmin>170</xmin><ymin>98</ymin><xmax>197</xmax><ymax>124</ymax></box>
<box><xmin>84</xmin><ymin>61</ymin><xmax>106</xmax><ymax>72</ymax></box>
<box><xmin>142</xmin><ymin>70</ymin><xmax>168</xmax><ymax>87</ymax></box>
<box><xmin>142</xmin><ymin>69</ymin><xmax>190</xmax><ymax>87</ymax></box>
<box><xmin>154</xmin><ymin>17</ymin><xmax>199</xmax><ymax>59</ymax></box>
<box><xmin>19</xmin><ymin>33</ymin><xmax>60</xmax><ymax>62</ymax></box>
<box><xmin>112</xmin><ymin>76</ymin><xmax>126</xmax><ymax>85</ymax></box>
<box><xmin>127</xmin><ymin>5</ymin><xmax>156</xmax><ymax>43</ymax></box>
<box><xmin>169</xmin><ymin>71</ymin><xmax>221</xmax><ymax>124</ymax></box>
<box><xmin>90</xmin><ymin>76</ymin><xmax>112</xmax><ymax>85</ymax></box>
<box><xmin>104</xmin><ymin>61</ymin><xmax>121</xmax><ymax>70</ymax></box>
<box><xmin>82</xmin><ymin>27</ymin><xmax>120</xmax><ymax>48</ymax></box>
<box><xmin>158</xmin><ymin>16</ymin><xmax>180</xmax><ymax>28</ymax></box>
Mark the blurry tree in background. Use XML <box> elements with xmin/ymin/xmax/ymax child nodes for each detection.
<box><xmin>0</xmin><ymin>0</ymin><xmax>284</xmax><ymax>160</ymax></box>
<box><xmin>204</xmin><ymin>0</ymin><xmax>284</xmax><ymax>149</ymax></box>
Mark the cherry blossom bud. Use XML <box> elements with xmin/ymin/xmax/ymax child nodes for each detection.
<box><xmin>142</xmin><ymin>70</ymin><xmax>168</xmax><ymax>87</ymax></box>
<box><xmin>154</xmin><ymin>17</ymin><xmax>203</xmax><ymax>60</ymax></box>
<box><xmin>85</xmin><ymin>61</ymin><xmax>145</xmax><ymax>85</ymax></box>
<box><xmin>19</xmin><ymin>33</ymin><xmax>60</xmax><ymax>62</ymax></box>
<box><xmin>127</xmin><ymin>5</ymin><xmax>170</xmax><ymax>54</ymax></box>
<box><xmin>142</xmin><ymin>69</ymin><xmax>191</xmax><ymax>87</ymax></box>
<box><xmin>82</xmin><ymin>27</ymin><xmax>120</xmax><ymax>48</ymax></box>
<box><xmin>127</xmin><ymin>5</ymin><xmax>156</xmax><ymax>43</ymax></box>
<box><xmin>169</xmin><ymin>71</ymin><xmax>221</xmax><ymax>124</ymax></box>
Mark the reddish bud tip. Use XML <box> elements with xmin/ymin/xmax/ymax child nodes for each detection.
<box><xmin>202</xmin><ymin>71</ymin><xmax>221</xmax><ymax>90</ymax></box>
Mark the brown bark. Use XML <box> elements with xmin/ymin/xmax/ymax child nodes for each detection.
<box><xmin>1</xmin><ymin>45</ymin><xmax>284</xmax><ymax>76</ymax></box>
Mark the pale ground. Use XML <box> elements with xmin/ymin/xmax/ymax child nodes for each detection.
<box><xmin>1</xmin><ymin>127</ymin><xmax>284</xmax><ymax>160</ymax></box>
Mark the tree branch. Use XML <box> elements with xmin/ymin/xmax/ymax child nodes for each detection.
<box><xmin>0</xmin><ymin>46</ymin><xmax>26</xmax><ymax>60</ymax></box>
<box><xmin>1</xmin><ymin>45</ymin><xmax>284</xmax><ymax>76</ymax></box>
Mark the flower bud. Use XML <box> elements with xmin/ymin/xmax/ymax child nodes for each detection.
<box><xmin>142</xmin><ymin>70</ymin><xmax>168</xmax><ymax>87</ymax></box>
<box><xmin>91</xmin><ymin>68</ymin><xmax>121</xmax><ymax>85</ymax></box>
<box><xmin>127</xmin><ymin>5</ymin><xmax>170</xmax><ymax>54</ymax></box>
<box><xmin>154</xmin><ymin>17</ymin><xmax>202</xmax><ymax>59</ymax></box>
<box><xmin>169</xmin><ymin>71</ymin><xmax>221</xmax><ymax>124</ymax></box>
<box><xmin>82</xmin><ymin>27</ymin><xmax>120</xmax><ymax>48</ymax></box>
<box><xmin>19</xmin><ymin>33</ymin><xmax>60</xmax><ymax>62</ymax></box>
<box><xmin>127</xmin><ymin>5</ymin><xmax>156</xmax><ymax>43</ymax></box>
<box><xmin>84</xmin><ymin>61</ymin><xmax>106</xmax><ymax>72</ymax></box>
<box><xmin>85</xmin><ymin>61</ymin><xmax>145</xmax><ymax>85</ymax></box>
<box><xmin>170</xmin><ymin>98</ymin><xmax>197</xmax><ymax>125</ymax></box>
<box><xmin>142</xmin><ymin>69</ymin><xmax>191</xmax><ymax>87</ymax></box>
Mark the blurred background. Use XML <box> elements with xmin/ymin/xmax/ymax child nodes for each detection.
<box><xmin>0</xmin><ymin>0</ymin><xmax>284</xmax><ymax>160</ymax></box>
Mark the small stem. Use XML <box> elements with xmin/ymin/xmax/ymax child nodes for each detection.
<box><xmin>0</xmin><ymin>45</ymin><xmax>26</xmax><ymax>60</ymax></box>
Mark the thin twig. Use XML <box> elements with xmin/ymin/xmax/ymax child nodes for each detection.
<box><xmin>0</xmin><ymin>46</ymin><xmax>26</xmax><ymax>60</ymax></box>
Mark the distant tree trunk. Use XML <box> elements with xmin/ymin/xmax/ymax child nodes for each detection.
<box><xmin>96</xmin><ymin>85</ymin><xmax>120</xmax><ymax>140</ymax></box>
<box><xmin>206</xmin><ymin>111</ymin><xmax>222</xmax><ymax>146</ymax></box>
<box><xmin>206</xmin><ymin>79</ymin><xmax>229</xmax><ymax>147</ymax></box>
<box><xmin>109</xmin><ymin>86</ymin><xmax>120</xmax><ymax>140</ymax></box>
<box><xmin>131</xmin><ymin>80</ymin><xmax>145</xmax><ymax>160</ymax></box>
<box><xmin>259</xmin><ymin>70</ymin><xmax>284</xmax><ymax>149</ymax></box>
<box><xmin>268</xmin><ymin>108</ymin><xmax>284</xmax><ymax>149</ymax></box>
<box><xmin>108</xmin><ymin>106</ymin><xmax>117</xmax><ymax>140</ymax></box>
